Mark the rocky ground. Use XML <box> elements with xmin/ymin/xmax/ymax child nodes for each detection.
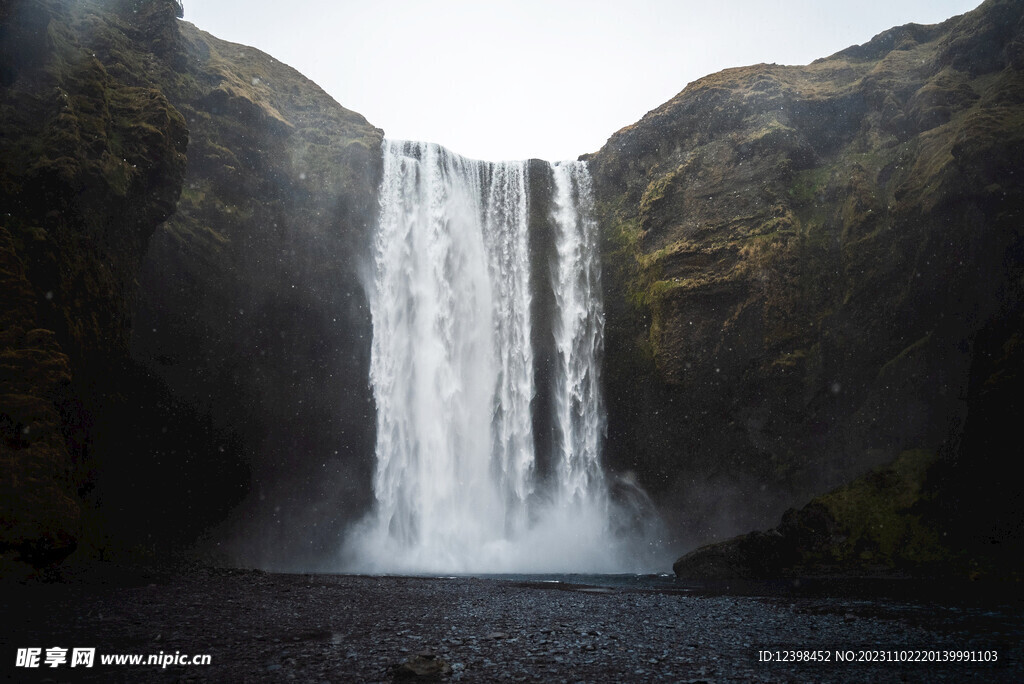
<box><xmin>0</xmin><ymin>568</ymin><xmax>1020</xmax><ymax>682</ymax></box>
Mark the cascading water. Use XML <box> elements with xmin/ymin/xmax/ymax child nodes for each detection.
<box><xmin>343</xmin><ymin>140</ymin><xmax>658</xmax><ymax>573</ymax></box>
<box><xmin>549</xmin><ymin>162</ymin><xmax>606</xmax><ymax>511</ymax></box>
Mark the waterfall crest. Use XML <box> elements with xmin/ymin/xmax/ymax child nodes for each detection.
<box><xmin>343</xmin><ymin>140</ymin><xmax>657</xmax><ymax>573</ymax></box>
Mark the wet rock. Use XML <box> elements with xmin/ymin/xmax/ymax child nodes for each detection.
<box><xmin>0</xmin><ymin>0</ymin><xmax>186</xmax><ymax>568</ymax></box>
<box><xmin>393</xmin><ymin>652</ymin><xmax>452</xmax><ymax>680</ymax></box>
<box><xmin>673</xmin><ymin>450</ymin><xmax>955</xmax><ymax>578</ymax></box>
<box><xmin>589</xmin><ymin>0</ymin><xmax>1024</xmax><ymax>578</ymax></box>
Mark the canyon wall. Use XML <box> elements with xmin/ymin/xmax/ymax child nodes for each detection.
<box><xmin>1</xmin><ymin>0</ymin><xmax>188</xmax><ymax>569</ymax></box>
<box><xmin>1</xmin><ymin>0</ymin><xmax>381</xmax><ymax>571</ymax></box>
<box><xmin>3</xmin><ymin>0</ymin><xmax>1022</xmax><ymax>577</ymax></box>
<box><xmin>589</xmin><ymin>0</ymin><xmax>1023</xmax><ymax>573</ymax></box>
<box><xmin>130</xmin><ymin>8</ymin><xmax>382</xmax><ymax>570</ymax></box>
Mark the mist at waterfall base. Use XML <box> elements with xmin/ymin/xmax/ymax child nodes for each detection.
<box><xmin>340</xmin><ymin>141</ymin><xmax>665</xmax><ymax>574</ymax></box>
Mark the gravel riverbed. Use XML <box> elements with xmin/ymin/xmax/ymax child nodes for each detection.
<box><xmin>2</xmin><ymin>568</ymin><xmax>1020</xmax><ymax>682</ymax></box>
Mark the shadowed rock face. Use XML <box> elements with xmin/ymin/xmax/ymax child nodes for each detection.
<box><xmin>589</xmin><ymin>0</ymin><xmax>1024</xmax><ymax>569</ymax></box>
<box><xmin>1</xmin><ymin>0</ymin><xmax>382</xmax><ymax>571</ymax></box>
<box><xmin>1</xmin><ymin>0</ymin><xmax>188</xmax><ymax>569</ymax></box>
<box><xmin>672</xmin><ymin>449</ymin><xmax>952</xmax><ymax>579</ymax></box>
<box><xmin>129</xmin><ymin>18</ymin><xmax>383</xmax><ymax>569</ymax></box>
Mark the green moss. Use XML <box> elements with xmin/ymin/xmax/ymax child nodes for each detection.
<box><xmin>644</xmin><ymin>278</ymin><xmax>683</xmax><ymax>306</ymax></box>
<box><xmin>739</xmin><ymin>117</ymin><xmax>799</xmax><ymax>156</ymax></box>
<box><xmin>597</xmin><ymin>198</ymin><xmax>660</xmax><ymax>366</ymax></box>
<box><xmin>196</xmin><ymin>139</ymin><xmax>240</xmax><ymax>168</ymax></box>
<box><xmin>638</xmin><ymin>164</ymin><xmax>683</xmax><ymax>218</ymax></box>
<box><xmin>818</xmin><ymin>449</ymin><xmax>947</xmax><ymax>565</ymax></box>
<box><xmin>788</xmin><ymin>166</ymin><xmax>831</xmax><ymax>205</ymax></box>
<box><xmin>100</xmin><ymin>151</ymin><xmax>132</xmax><ymax>195</ymax></box>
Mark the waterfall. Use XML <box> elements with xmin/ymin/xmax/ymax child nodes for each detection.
<box><xmin>343</xmin><ymin>140</ymin><xmax>654</xmax><ymax>573</ymax></box>
<box><xmin>550</xmin><ymin>162</ymin><xmax>606</xmax><ymax>510</ymax></box>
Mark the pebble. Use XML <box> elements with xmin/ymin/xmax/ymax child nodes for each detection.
<box><xmin>3</xmin><ymin>570</ymin><xmax>1018</xmax><ymax>682</ymax></box>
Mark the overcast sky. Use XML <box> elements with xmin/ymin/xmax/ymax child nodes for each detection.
<box><xmin>183</xmin><ymin>0</ymin><xmax>981</xmax><ymax>161</ymax></box>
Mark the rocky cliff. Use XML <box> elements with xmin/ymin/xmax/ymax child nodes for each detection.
<box><xmin>1</xmin><ymin>0</ymin><xmax>187</xmax><ymax>570</ymax></box>
<box><xmin>5</xmin><ymin>0</ymin><xmax>1022</xmax><ymax>579</ymax></box>
<box><xmin>1</xmin><ymin>0</ymin><xmax>382</xmax><ymax>572</ymax></box>
<box><xmin>589</xmin><ymin>0</ymin><xmax>1024</xmax><ymax>575</ymax></box>
<box><xmin>129</xmin><ymin>11</ymin><xmax>382</xmax><ymax>570</ymax></box>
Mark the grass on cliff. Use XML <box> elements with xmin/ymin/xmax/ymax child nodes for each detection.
<box><xmin>817</xmin><ymin>448</ymin><xmax>948</xmax><ymax>567</ymax></box>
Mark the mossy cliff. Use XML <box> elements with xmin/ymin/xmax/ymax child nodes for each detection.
<box><xmin>1</xmin><ymin>0</ymin><xmax>187</xmax><ymax>569</ymax></box>
<box><xmin>588</xmin><ymin>0</ymin><xmax>1024</xmax><ymax>575</ymax></box>
<box><xmin>130</xmin><ymin>14</ymin><xmax>382</xmax><ymax>569</ymax></box>
<box><xmin>1</xmin><ymin>0</ymin><xmax>382</xmax><ymax>572</ymax></box>
<box><xmin>5</xmin><ymin>0</ymin><xmax>1022</xmax><ymax>578</ymax></box>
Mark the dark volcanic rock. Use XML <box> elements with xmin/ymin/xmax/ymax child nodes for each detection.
<box><xmin>1</xmin><ymin>0</ymin><xmax>187</xmax><ymax>569</ymax></box>
<box><xmin>672</xmin><ymin>450</ymin><xmax>961</xmax><ymax>579</ymax></box>
<box><xmin>394</xmin><ymin>652</ymin><xmax>453</xmax><ymax>680</ymax></box>
<box><xmin>1</xmin><ymin>0</ymin><xmax>382</xmax><ymax>571</ymax></box>
<box><xmin>2</xmin><ymin>570</ymin><xmax>1021</xmax><ymax>682</ymax></box>
<box><xmin>128</xmin><ymin>18</ymin><xmax>383</xmax><ymax>568</ymax></box>
<box><xmin>589</xmin><ymin>0</ymin><xmax>1024</xmax><ymax>573</ymax></box>
<box><xmin>673</xmin><ymin>502</ymin><xmax>842</xmax><ymax>580</ymax></box>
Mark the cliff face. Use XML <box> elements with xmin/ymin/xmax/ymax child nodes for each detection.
<box><xmin>1</xmin><ymin>0</ymin><xmax>382</xmax><ymax>571</ymax></box>
<box><xmin>5</xmin><ymin>0</ymin><xmax>1021</xmax><ymax>577</ymax></box>
<box><xmin>1</xmin><ymin>0</ymin><xmax>187</xmax><ymax>569</ymax></box>
<box><xmin>589</xmin><ymin>0</ymin><xmax>1024</xmax><ymax>566</ymax></box>
<box><xmin>130</xmin><ymin>20</ymin><xmax>382</xmax><ymax>568</ymax></box>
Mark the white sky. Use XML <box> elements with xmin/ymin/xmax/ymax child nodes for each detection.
<box><xmin>183</xmin><ymin>0</ymin><xmax>981</xmax><ymax>162</ymax></box>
